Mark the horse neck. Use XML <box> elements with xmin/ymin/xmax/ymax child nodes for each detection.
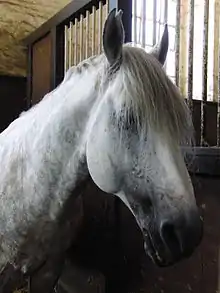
<box><xmin>44</xmin><ymin>71</ymin><xmax>99</xmax><ymax>182</ymax></box>
<box><xmin>17</xmin><ymin>70</ymin><xmax>99</xmax><ymax>200</ymax></box>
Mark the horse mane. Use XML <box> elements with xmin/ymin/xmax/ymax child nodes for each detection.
<box><xmin>109</xmin><ymin>44</ymin><xmax>194</xmax><ymax>147</ymax></box>
<box><xmin>17</xmin><ymin>44</ymin><xmax>194</xmax><ymax>149</ymax></box>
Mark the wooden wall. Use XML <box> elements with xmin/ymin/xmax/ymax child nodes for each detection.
<box><xmin>32</xmin><ymin>33</ymin><xmax>52</xmax><ymax>105</ymax></box>
<box><xmin>0</xmin><ymin>75</ymin><xmax>27</xmax><ymax>132</ymax></box>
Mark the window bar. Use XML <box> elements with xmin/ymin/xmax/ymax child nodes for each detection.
<box><xmin>79</xmin><ymin>14</ymin><xmax>84</xmax><ymax>62</ymax></box>
<box><xmin>64</xmin><ymin>25</ymin><xmax>68</xmax><ymax>73</ymax></box>
<box><xmin>217</xmin><ymin>41</ymin><xmax>220</xmax><ymax>146</ymax></box>
<box><xmin>98</xmin><ymin>1</ymin><xmax>103</xmax><ymax>54</ymax></box>
<box><xmin>141</xmin><ymin>0</ymin><xmax>146</xmax><ymax>48</ymax></box>
<box><xmin>92</xmin><ymin>6</ymin><xmax>96</xmax><ymax>56</ymax></box>
<box><xmin>86</xmin><ymin>10</ymin><xmax>90</xmax><ymax>59</ymax></box>
<box><xmin>153</xmin><ymin>0</ymin><xmax>157</xmax><ymax>46</ymax></box>
<box><xmin>74</xmin><ymin>18</ymin><xmax>78</xmax><ymax>65</ymax></box>
<box><xmin>69</xmin><ymin>22</ymin><xmax>73</xmax><ymax>67</ymax></box>
<box><xmin>201</xmin><ymin>0</ymin><xmax>210</xmax><ymax>146</ymax></box>
<box><xmin>175</xmin><ymin>0</ymin><xmax>181</xmax><ymax>87</ymax></box>
<box><xmin>163</xmin><ymin>0</ymin><xmax>168</xmax><ymax>72</ymax></box>
<box><xmin>133</xmin><ymin>0</ymin><xmax>137</xmax><ymax>45</ymax></box>
<box><xmin>213</xmin><ymin>0</ymin><xmax>220</xmax><ymax>102</ymax></box>
<box><xmin>188</xmin><ymin>0</ymin><xmax>195</xmax><ymax>113</ymax></box>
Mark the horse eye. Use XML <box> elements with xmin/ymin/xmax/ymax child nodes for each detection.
<box><xmin>112</xmin><ymin>109</ymin><xmax>138</xmax><ymax>133</ymax></box>
<box><xmin>126</xmin><ymin>112</ymin><xmax>136</xmax><ymax>126</ymax></box>
<box><xmin>124</xmin><ymin>112</ymin><xmax>139</xmax><ymax>133</ymax></box>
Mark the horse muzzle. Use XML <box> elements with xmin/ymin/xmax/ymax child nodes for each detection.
<box><xmin>143</xmin><ymin>210</ymin><xmax>203</xmax><ymax>267</ymax></box>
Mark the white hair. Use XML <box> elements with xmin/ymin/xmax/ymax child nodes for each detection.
<box><xmin>108</xmin><ymin>44</ymin><xmax>194</xmax><ymax>146</ymax></box>
<box><xmin>75</xmin><ymin>44</ymin><xmax>194</xmax><ymax>147</ymax></box>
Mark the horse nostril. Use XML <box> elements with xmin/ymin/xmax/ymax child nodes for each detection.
<box><xmin>160</xmin><ymin>220</ymin><xmax>182</xmax><ymax>256</ymax></box>
<box><xmin>158</xmin><ymin>214</ymin><xmax>203</xmax><ymax>263</ymax></box>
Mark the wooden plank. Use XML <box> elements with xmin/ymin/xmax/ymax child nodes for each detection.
<box><xmin>32</xmin><ymin>33</ymin><xmax>52</xmax><ymax>104</ymax></box>
<box><xmin>26</xmin><ymin>45</ymin><xmax>33</xmax><ymax>108</ymax></box>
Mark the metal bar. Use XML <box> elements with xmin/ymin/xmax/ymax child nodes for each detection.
<box><xmin>98</xmin><ymin>1</ymin><xmax>103</xmax><ymax>54</ymax></box>
<box><xmin>74</xmin><ymin>18</ymin><xmax>78</xmax><ymax>65</ymax></box>
<box><xmin>163</xmin><ymin>0</ymin><xmax>168</xmax><ymax>71</ymax></box>
<box><xmin>217</xmin><ymin>43</ymin><xmax>220</xmax><ymax>146</ymax></box>
<box><xmin>164</xmin><ymin>0</ymin><xmax>168</xmax><ymax>23</ymax></box>
<box><xmin>188</xmin><ymin>0</ymin><xmax>194</xmax><ymax>113</ymax></box>
<box><xmin>133</xmin><ymin>0</ymin><xmax>137</xmax><ymax>45</ymax></box>
<box><xmin>158</xmin><ymin>0</ymin><xmax>162</xmax><ymax>43</ymax></box>
<box><xmin>92</xmin><ymin>6</ymin><xmax>96</xmax><ymax>56</ymax></box>
<box><xmin>217</xmin><ymin>0</ymin><xmax>220</xmax><ymax>146</ymax></box>
<box><xmin>79</xmin><ymin>14</ymin><xmax>84</xmax><ymax>62</ymax></box>
<box><xmin>179</xmin><ymin>0</ymin><xmax>189</xmax><ymax>98</ymax></box>
<box><xmin>86</xmin><ymin>10</ymin><xmax>90</xmax><ymax>59</ymax></box>
<box><xmin>153</xmin><ymin>0</ymin><xmax>157</xmax><ymax>46</ymax></box>
<box><xmin>201</xmin><ymin>0</ymin><xmax>210</xmax><ymax>146</ymax></box>
<box><xmin>106</xmin><ymin>0</ymin><xmax>109</xmax><ymax>15</ymax></box>
<box><xmin>69</xmin><ymin>22</ymin><xmax>73</xmax><ymax>67</ymax></box>
<box><xmin>64</xmin><ymin>25</ymin><xmax>68</xmax><ymax>73</ymax></box>
<box><xmin>71</xmin><ymin>20</ymin><xmax>74</xmax><ymax>65</ymax></box>
<box><xmin>175</xmin><ymin>0</ymin><xmax>181</xmax><ymax>87</ymax></box>
<box><xmin>141</xmin><ymin>0</ymin><xmax>146</xmax><ymax>47</ymax></box>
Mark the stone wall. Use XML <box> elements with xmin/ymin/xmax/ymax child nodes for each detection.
<box><xmin>0</xmin><ymin>0</ymin><xmax>71</xmax><ymax>77</ymax></box>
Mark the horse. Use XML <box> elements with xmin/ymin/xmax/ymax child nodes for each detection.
<box><xmin>0</xmin><ymin>8</ymin><xmax>203</xmax><ymax>292</ymax></box>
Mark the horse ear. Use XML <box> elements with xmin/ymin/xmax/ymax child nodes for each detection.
<box><xmin>103</xmin><ymin>8</ymin><xmax>125</xmax><ymax>67</ymax></box>
<box><xmin>150</xmin><ymin>24</ymin><xmax>169</xmax><ymax>66</ymax></box>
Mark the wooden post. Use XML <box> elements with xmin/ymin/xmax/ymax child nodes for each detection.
<box><xmin>26</xmin><ymin>45</ymin><xmax>33</xmax><ymax>108</ymax></box>
<box><xmin>50</xmin><ymin>24</ymin><xmax>65</xmax><ymax>89</ymax></box>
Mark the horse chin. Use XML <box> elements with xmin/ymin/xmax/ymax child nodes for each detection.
<box><xmin>144</xmin><ymin>227</ymin><xmax>202</xmax><ymax>268</ymax></box>
<box><xmin>143</xmin><ymin>234</ymin><xmax>180</xmax><ymax>268</ymax></box>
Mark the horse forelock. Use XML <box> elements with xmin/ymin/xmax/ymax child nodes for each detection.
<box><xmin>107</xmin><ymin>44</ymin><xmax>194</xmax><ymax>147</ymax></box>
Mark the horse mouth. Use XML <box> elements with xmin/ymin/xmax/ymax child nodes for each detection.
<box><xmin>144</xmin><ymin>233</ymin><xmax>179</xmax><ymax>267</ymax></box>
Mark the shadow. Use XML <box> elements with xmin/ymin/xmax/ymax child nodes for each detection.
<box><xmin>67</xmin><ymin>176</ymin><xmax>220</xmax><ymax>293</ymax></box>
